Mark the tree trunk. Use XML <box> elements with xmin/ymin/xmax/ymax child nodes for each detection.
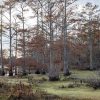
<box><xmin>15</xmin><ymin>28</ymin><xmax>18</xmax><ymax>75</ymax></box>
<box><xmin>22</xmin><ymin>6</ymin><xmax>27</xmax><ymax>75</ymax></box>
<box><xmin>48</xmin><ymin>1</ymin><xmax>59</xmax><ymax>81</ymax></box>
<box><xmin>63</xmin><ymin>0</ymin><xmax>70</xmax><ymax>76</ymax></box>
<box><xmin>89</xmin><ymin>15</ymin><xmax>94</xmax><ymax>70</ymax></box>
<box><xmin>9</xmin><ymin>5</ymin><xmax>13</xmax><ymax>76</ymax></box>
<box><xmin>0</xmin><ymin>8</ymin><xmax>5</xmax><ymax>76</ymax></box>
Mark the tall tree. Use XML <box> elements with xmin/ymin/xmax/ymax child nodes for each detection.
<box><xmin>4</xmin><ymin>0</ymin><xmax>16</xmax><ymax>76</ymax></box>
<box><xmin>16</xmin><ymin>1</ymin><xmax>29</xmax><ymax>75</ymax></box>
<box><xmin>79</xmin><ymin>2</ymin><xmax>100</xmax><ymax>70</ymax></box>
<box><xmin>0</xmin><ymin>5</ymin><xmax>5</xmax><ymax>75</ymax></box>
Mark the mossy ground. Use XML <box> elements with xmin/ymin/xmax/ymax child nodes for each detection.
<box><xmin>0</xmin><ymin>70</ymin><xmax>100</xmax><ymax>100</ymax></box>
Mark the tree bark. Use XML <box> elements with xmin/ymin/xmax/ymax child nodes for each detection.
<box><xmin>0</xmin><ymin>7</ymin><xmax>5</xmax><ymax>76</ymax></box>
<box><xmin>48</xmin><ymin>1</ymin><xmax>59</xmax><ymax>81</ymax></box>
<box><xmin>9</xmin><ymin>5</ymin><xmax>13</xmax><ymax>76</ymax></box>
<box><xmin>88</xmin><ymin>15</ymin><xmax>94</xmax><ymax>70</ymax></box>
<box><xmin>63</xmin><ymin>0</ymin><xmax>70</xmax><ymax>76</ymax></box>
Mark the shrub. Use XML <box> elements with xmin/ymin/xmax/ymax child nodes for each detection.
<box><xmin>41</xmin><ymin>77</ymin><xmax>47</xmax><ymax>81</ymax></box>
<box><xmin>68</xmin><ymin>84</ymin><xmax>75</xmax><ymax>88</ymax></box>
<box><xmin>41</xmin><ymin>71</ymin><xmax>46</xmax><ymax>75</ymax></box>
<box><xmin>87</xmin><ymin>78</ymin><xmax>100</xmax><ymax>90</ymax></box>
<box><xmin>35</xmin><ymin>70</ymin><xmax>40</xmax><ymax>74</ymax></box>
<box><xmin>61</xmin><ymin>77</ymin><xmax>68</xmax><ymax>81</ymax></box>
<box><xmin>0</xmin><ymin>82</ymin><xmax>10</xmax><ymax>93</ymax></box>
<box><xmin>59</xmin><ymin>85</ymin><xmax>66</xmax><ymax>89</ymax></box>
<box><xmin>68</xmin><ymin>82</ymin><xmax>81</xmax><ymax>88</ymax></box>
<box><xmin>8</xmin><ymin>82</ymin><xmax>38</xmax><ymax>100</ymax></box>
<box><xmin>49</xmin><ymin>76</ymin><xmax>60</xmax><ymax>81</ymax></box>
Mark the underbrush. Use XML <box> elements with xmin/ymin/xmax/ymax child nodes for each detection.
<box><xmin>0</xmin><ymin>70</ymin><xmax>100</xmax><ymax>100</ymax></box>
<box><xmin>86</xmin><ymin>78</ymin><xmax>100</xmax><ymax>90</ymax></box>
<box><xmin>7</xmin><ymin>82</ymin><xmax>61</xmax><ymax>100</ymax></box>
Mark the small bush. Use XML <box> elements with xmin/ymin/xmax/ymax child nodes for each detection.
<box><xmin>35</xmin><ymin>70</ymin><xmax>40</xmax><ymax>74</ymax></box>
<box><xmin>64</xmin><ymin>72</ymin><xmax>71</xmax><ymax>76</ymax></box>
<box><xmin>0</xmin><ymin>82</ymin><xmax>4</xmax><ymax>88</ymax></box>
<box><xmin>8</xmin><ymin>82</ymin><xmax>38</xmax><ymax>100</ymax></box>
<box><xmin>41</xmin><ymin>77</ymin><xmax>47</xmax><ymax>81</ymax></box>
<box><xmin>61</xmin><ymin>77</ymin><xmax>68</xmax><ymax>81</ymax></box>
<box><xmin>0</xmin><ymin>82</ymin><xmax>10</xmax><ymax>92</ymax></box>
<box><xmin>68</xmin><ymin>84</ymin><xmax>75</xmax><ymax>88</ymax></box>
<box><xmin>41</xmin><ymin>71</ymin><xmax>46</xmax><ymax>75</ymax></box>
<box><xmin>59</xmin><ymin>85</ymin><xmax>66</xmax><ymax>89</ymax></box>
<box><xmin>68</xmin><ymin>82</ymin><xmax>81</xmax><ymax>88</ymax></box>
<box><xmin>49</xmin><ymin>76</ymin><xmax>59</xmax><ymax>81</ymax></box>
<box><xmin>87</xmin><ymin>78</ymin><xmax>100</xmax><ymax>90</ymax></box>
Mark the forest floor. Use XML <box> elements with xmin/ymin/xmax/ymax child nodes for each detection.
<box><xmin>0</xmin><ymin>70</ymin><xmax>100</xmax><ymax>100</ymax></box>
